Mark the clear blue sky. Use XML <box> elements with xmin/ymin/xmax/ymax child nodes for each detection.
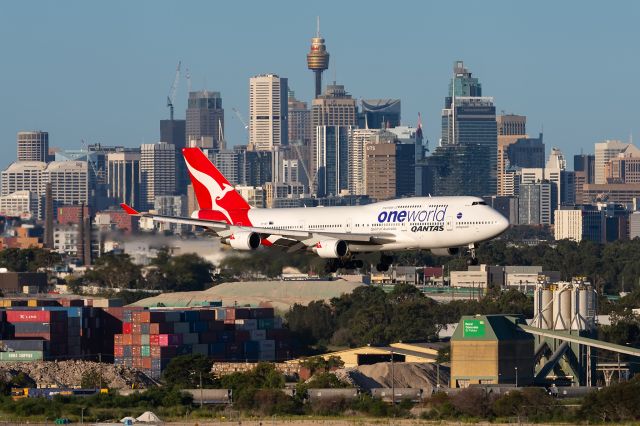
<box><xmin>1</xmin><ymin>1</ymin><xmax>638</xmax><ymax>170</ymax></box>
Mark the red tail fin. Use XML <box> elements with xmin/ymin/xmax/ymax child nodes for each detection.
<box><xmin>182</xmin><ymin>148</ymin><xmax>251</xmax><ymax>224</ymax></box>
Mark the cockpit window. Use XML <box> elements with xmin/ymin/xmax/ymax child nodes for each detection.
<box><xmin>471</xmin><ymin>201</ymin><xmax>488</xmax><ymax>206</ymax></box>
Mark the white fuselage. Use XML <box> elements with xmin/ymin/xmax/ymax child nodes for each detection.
<box><xmin>245</xmin><ymin>196</ymin><xmax>509</xmax><ymax>252</ymax></box>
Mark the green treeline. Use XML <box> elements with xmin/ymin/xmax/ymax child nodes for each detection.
<box><xmin>285</xmin><ymin>284</ymin><xmax>532</xmax><ymax>349</ymax></box>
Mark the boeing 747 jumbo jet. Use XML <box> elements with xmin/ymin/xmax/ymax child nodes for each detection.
<box><xmin>122</xmin><ymin>148</ymin><xmax>509</xmax><ymax>272</ymax></box>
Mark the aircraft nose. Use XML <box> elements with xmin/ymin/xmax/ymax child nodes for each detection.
<box><xmin>497</xmin><ymin>214</ymin><xmax>509</xmax><ymax>233</ymax></box>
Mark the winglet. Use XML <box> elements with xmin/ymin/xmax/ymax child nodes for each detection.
<box><xmin>120</xmin><ymin>203</ymin><xmax>140</xmax><ymax>215</ymax></box>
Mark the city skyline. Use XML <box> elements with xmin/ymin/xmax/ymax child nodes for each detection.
<box><xmin>2</xmin><ymin>1</ymin><xmax>639</xmax><ymax>171</ymax></box>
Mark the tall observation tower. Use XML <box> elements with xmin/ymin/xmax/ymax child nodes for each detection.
<box><xmin>306</xmin><ymin>17</ymin><xmax>329</xmax><ymax>98</ymax></box>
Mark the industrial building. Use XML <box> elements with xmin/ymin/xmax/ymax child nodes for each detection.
<box><xmin>450</xmin><ymin>315</ymin><xmax>534</xmax><ymax>388</ymax></box>
<box><xmin>312</xmin><ymin>342</ymin><xmax>442</xmax><ymax>368</ymax></box>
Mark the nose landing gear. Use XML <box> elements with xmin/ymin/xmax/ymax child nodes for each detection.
<box><xmin>467</xmin><ymin>243</ymin><xmax>478</xmax><ymax>266</ymax></box>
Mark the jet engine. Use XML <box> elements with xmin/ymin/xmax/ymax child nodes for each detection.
<box><xmin>431</xmin><ymin>247</ymin><xmax>460</xmax><ymax>256</ymax></box>
<box><xmin>223</xmin><ymin>231</ymin><xmax>261</xmax><ymax>250</ymax></box>
<box><xmin>312</xmin><ymin>239</ymin><xmax>349</xmax><ymax>258</ymax></box>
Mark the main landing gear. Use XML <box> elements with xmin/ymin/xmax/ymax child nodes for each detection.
<box><xmin>376</xmin><ymin>253</ymin><xmax>394</xmax><ymax>272</ymax></box>
<box><xmin>467</xmin><ymin>243</ymin><xmax>478</xmax><ymax>266</ymax></box>
<box><xmin>324</xmin><ymin>257</ymin><xmax>365</xmax><ymax>274</ymax></box>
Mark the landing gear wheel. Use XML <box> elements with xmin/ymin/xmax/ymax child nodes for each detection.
<box><xmin>467</xmin><ymin>243</ymin><xmax>478</xmax><ymax>265</ymax></box>
<box><xmin>354</xmin><ymin>259</ymin><xmax>364</xmax><ymax>269</ymax></box>
<box><xmin>381</xmin><ymin>254</ymin><xmax>394</xmax><ymax>265</ymax></box>
<box><xmin>324</xmin><ymin>259</ymin><xmax>339</xmax><ymax>274</ymax></box>
<box><xmin>376</xmin><ymin>263</ymin><xmax>390</xmax><ymax>272</ymax></box>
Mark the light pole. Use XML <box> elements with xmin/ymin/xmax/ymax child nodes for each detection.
<box><xmin>390</xmin><ymin>351</ymin><xmax>395</xmax><ymax>406</ymax></box>
<box><xmin>81</xmin><ymin>407</ymin><xmax>85</xmax><ymax>425</ymax></box>
<box><xmin>515</xmin><ymin>366</ymin><xmax>518</xmax><ymax>387</ymax></box>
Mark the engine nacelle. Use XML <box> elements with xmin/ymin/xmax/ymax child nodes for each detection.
<box><xmin>312</xmin><ymin>239</ymin><xmax>349</xmax><ymax>258</ymax></box>
<box><xmin>431</xmin><ymin>247</ymin><xmax>460</xmax><ymax>257</ymax></box>
<box><xmin>224</xmin><ymin>231</ymin><xmax>261</xmax><ymax>250</ymax></box>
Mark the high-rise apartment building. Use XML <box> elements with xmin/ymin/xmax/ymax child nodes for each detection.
<box><xmin>594</xmin><ymin>140</ymin><xmax>632</xmax><ymax>184</ymax></box>
<box><xmin>140</xmin><ymin>142</ymin><xmax>176</xmax><ymax>211</ymax></box>
<box><xmin>42</xmin><ymin>161</ymin><xmax>89</xmax><ymax>207</ymax></box>
<box><xmin>160</xmin><ymin>118</ymin><xmax>187</xmax><ymax>194</ymax></box>
<box><xmin>555</xmin><ymin>206</ymin><xmax>606</xmax><ymax>243</ymax></box>
<box><xmin>107</xmin><ymin>150</ymin><xmax>141</xmax><ymax>209</ymax></box>
<box><xmin>315</xmin><ymin>126</ymin><xmax>349</xmax><ymax>197</ymax></box>
<box><xmin>17</xmin><ymin>131</ymin><xmax>49</xmax><ymax>162</ymax></box>
<box><xmin>518</xmin><ymin>181</ymin><xmax>553</xmax><ymax>225</ymax></box>
<box><xmin>186</xmin><ymin>91</ymin><xmax>224</xmax><ymax>149</ymax></box>
<box><xmin>436</xmin><ymin>61</ymin><xmax>497</xmax><ymax>196</ymax></box>
<box><xmin>249</xmin><ymin>74</ymin><xmax>289</xmax><ymax>151</ymax></box>
<box><xmin>359</xmin><ymin>99</ymin><xmax>401</xmax><ymax>129</ymax></box>
<box><xmin>1</xmin><ymin>162</ymin><xmax>46</xmax><ymax>196</ymax></box>
<box><xmin>348</xmin><ymin>128</ymin><xmax>381</xmax><ymax>195</ymax></box>
<box><xmin>311</xmin><ymin>83</ymin><xmax>357</xmax><ymax>191</ymax></box>
<box><xmin>574</xmin><ymin>154</ymin><xmax>595</xmax><ymax>204</ymax></box>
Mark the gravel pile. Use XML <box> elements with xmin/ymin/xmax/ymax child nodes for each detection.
<box><xmin>334</xmin><ymin>362</ymin><xmax>450</xmax><ymax>393</ymax></box>
<box><xmin>0</xmin><ymin>360</ymin><xmax>156</xmax><ymax>389</ymax></box>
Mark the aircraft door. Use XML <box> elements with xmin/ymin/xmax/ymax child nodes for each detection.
<box><xmin>345</xmin><ymin>218</ymin><xmax>352</xmax><ymax>233</ymax></box>
<box><xmin>446</xmin><ymin>216</ymin><xmax>453</xmax><ymax>231</ymax></box>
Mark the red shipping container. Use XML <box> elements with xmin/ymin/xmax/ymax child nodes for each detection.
<box><xmin>6</xmin><ymin>311</ymin><xmax>66</xmax><ymax>323</ymax></box>
<box><xmin>132</xmin><ymin>335</ymin><xmax>142</xmax><ymax>345</ymax></box>
<box><xmin>149</xmin><ymin>335</ymin><xmax>160</xmax><ymax>346</ymax></box>
<box><xmin>142</xmin><ymin>358</ymin><xmax>152</xmax><ymax>369</ymax></box>
<box><xmin>104</xmin><ymin>307</ymin><xmax>125</xmax><ymax>321</ymax></box>
<box><xmin>123</xmin><ymin>323</ymin><xmax>132</xmax><ymax>334</ymax></box>
<box><xmin>158</xmin><ymin>334</ymin><xmax>182</xmax><ymax>347</ymax></box>
<box><xmin>114</xmin><ymin>345</ymin><xmax>124</xmax><ymax>357</ymax></box>
<box><xmin>132</xmin><ymin>311</ymin><xmax>151</xmax><ymax>323</ymax></box>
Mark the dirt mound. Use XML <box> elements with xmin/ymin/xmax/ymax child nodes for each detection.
<box><xmin>0</xmin><ymin>360</ymin><xmax>156</xmax><ymax>389</ymax></box>
<box><xmin>335</xmin><ymin>362</ymin><xmax>449</xmax><ymax>393</ymax></box>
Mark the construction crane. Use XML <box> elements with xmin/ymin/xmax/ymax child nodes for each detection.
<box><xmin>232</xmin><ymin>108</ymin><xmax>249</xmax><ymax>131</ymax></box>
<box><xmin>166</xmin><ymin>61</ymin><xmax>181</xmax><ymax>120</ymax></box>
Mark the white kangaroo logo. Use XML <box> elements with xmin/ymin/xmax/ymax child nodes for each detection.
<box><xmin>185</xmin><ymin>157</ymin><xmax>236</xmax><ymax>224</ymax></box>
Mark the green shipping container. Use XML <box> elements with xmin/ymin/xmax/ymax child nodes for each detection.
<box><xmin>0</xmin><ymin>351</ymin><xmax>43</xmax><ymax>361</ymax></box>
<box><xmin>141</xmin><ymin>345</ymin><xmax>151</xmax><ymax>357</ymax></box>
<box><xmin>258</xmin><ymin>318</ymin><xmax>275</xmax><ymax>330</ymax></box>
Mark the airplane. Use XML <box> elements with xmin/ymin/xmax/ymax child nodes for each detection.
<box><xmin>121</xmin><ymin>147</ymin><xmax>509</xmax><ymax>273</ymax></box>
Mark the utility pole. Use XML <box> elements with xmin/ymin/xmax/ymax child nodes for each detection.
<box><xmin>515</xmin><ymin>366</ymin><xmax>518</xmax><ymax>387</ymax></box>
<box><xmin>391</xmin><ymin>351</ymin><xmax>395</xmax><ymax>406</ymax></box>
<box><xmin>200</xmin><ymin>370</ymin><xmax>204</xmax><ymax>408</ymax></box>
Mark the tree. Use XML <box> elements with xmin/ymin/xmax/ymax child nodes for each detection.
<box><xmin>0</xmin><ymin>248</ymin><xmax>62</xmax><ymax>272</ymax></box>
<box><xmin>147</xmin><ymin>252</ymin><xmax>214</xmax><ymax>291</ymax></box>
<box><xmin>162</xmin><ymin>354</ymin><xmax>215</xmax><ymax>389</ymax></box>
<box><xmin>84</xmin><ymin>253</ymin><xmax>142</xmax><ymax>289</ymax></box>
<box><xmin>81</xmin><ymin>369</ymin><xmax>107</xmax><ymax>389</ymax></box>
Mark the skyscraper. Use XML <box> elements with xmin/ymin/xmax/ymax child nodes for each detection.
<box><xmin>140</xmin><ymin>142</ymin><xmax>176</xmax><ymax>211</ymax></box>
<box><xmin>186</xmin><ymin>91</ymin><xmax>225</xmax><ymax>149</ymax></box>
<box><xmin>17</xmin><ymin>131</ymin><xmax>49</xmax><ymax>162</ymax></box>
<box><xmin>436</xmin><ymin>61</ymin><xmax>497</xmax><ymax>196</ymax></box>
<box><xmin>348</xmin><ymin>128</ymin><xmax>381</xmax><ymax>195</ymax></box>
<box><xmin>315</xmin><ymin>126</ymin><xmax>349</xmax><ymax>197</ymax></box>
<box><xmin>518</xmin><ymin>181</ymin><xmax>553</xmax><ymax>225</ymax></box>
<box><xmin>306</xmin><ymin>18</ymin><xmax>329</xmax><ymax>98</ymax></box>
<box><xmin>288</xmin><ymin>90</ymin><xmax>311</xmax><ymax>146</ymax></box>
<box><xmin>574</xmin><ymin>153</ymin><xmax>595</xmax><ymax>204</ymax></box>
<box><xmin>496</xmin><ymin>114</ymin><xmax>527</xmax><ymax>196</ymax></box>
<box><xmin>249</xmin><ymin>74</ymin><xmax>289</xmax><ymax>151</ymax></box>
<box><xmin>311</xmin><ymin>83</ymin><xmax>357</xmax><ymax>191</ymax></box>
<box><xmin>365</xmin><ymin>137</ymin><xmax>415</xmax><ymax>201</ymax></box>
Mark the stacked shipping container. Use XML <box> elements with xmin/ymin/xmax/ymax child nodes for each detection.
<box><xmin>114</xmin><ymin>306</ymin><xmax>291</xmax><ymax>379</ymax></box>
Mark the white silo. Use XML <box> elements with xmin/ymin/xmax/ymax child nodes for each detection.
<box><xmin>553</xmin><ymin>283</ymin><xmax>572</xmax><ymax>330</ymax></box>
<box><xmin>541</xmin><ymin>288</ymin><xmax>553</xmax><ymax>329</ymax></box>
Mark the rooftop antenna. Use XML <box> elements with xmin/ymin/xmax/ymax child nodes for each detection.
<box><xmin>316</xmin><ymin>15</ymin><xmax>320</xmax><ymax>37</ymax></box>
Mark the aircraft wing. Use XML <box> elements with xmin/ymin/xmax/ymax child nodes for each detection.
<box><xmin>121</xmin><ymin>204</ymin><xmax>395</xmax><ymax>250</ymax></box>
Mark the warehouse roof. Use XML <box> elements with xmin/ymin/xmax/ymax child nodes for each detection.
<box><xmin>451</xmin><ymin>315</ymin><xmax>532</xmax><ymax>341</ymax></box>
